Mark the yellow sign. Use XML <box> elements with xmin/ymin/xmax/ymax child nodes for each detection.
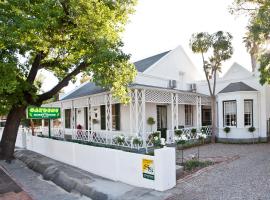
<box><xmin>142</xmin><ymin>159</ymin><xmax>154</xmax><ymax>180</ymax></box>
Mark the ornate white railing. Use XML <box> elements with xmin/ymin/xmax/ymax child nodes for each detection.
<box><xmin>166</xmin><ymin>126</ymin><xmax>212</xmax><ymax>144</ymax></box>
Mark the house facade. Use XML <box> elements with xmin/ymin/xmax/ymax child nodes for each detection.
<box><xmin>43</xmin><ymin>45</ymin><xmax>270</xmax><ymax>143</ymax></box>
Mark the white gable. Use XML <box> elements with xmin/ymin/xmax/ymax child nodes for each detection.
<box><xmin>222</xmin><ymin>62</ymin><xmax>252</xmax><ymax>80</ymax></box>
<box><xmin>143</xmin><ymin>46</ymin><xmax>200</xmax><ymax>83</ymax></box>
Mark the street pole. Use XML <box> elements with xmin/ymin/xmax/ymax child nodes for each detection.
<box><xmin>48</xmin><ymin>119</ymin><xmax>51</xmax><ymax>138</ymax></box>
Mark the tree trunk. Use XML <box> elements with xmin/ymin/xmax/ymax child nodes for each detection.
<box><xmin>211</xmin><ymin>95</ymin><xmax>217</xmax><ymax>143</ymax></box>
<box><xmin>251</xmin><ymin>54</ymin><xmax>257</xmax><ymax>73</ymax></box>
<box><xmin>0</xmin><ymin>106</ymin><xmax>26</xmax><ymax>160</ymax></box>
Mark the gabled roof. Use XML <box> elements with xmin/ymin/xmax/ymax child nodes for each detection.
<box><xmin>61</xmin><ymin>51</ymin><xmax>171</xmax><ymax>100</ymax></box>
<box><xmin>134</xmin><ymin>51</ymin><xmax>170</xmax><ymax>72</ymax></box>
<box><xmin>61</xmin><ymin>82</ymin><xmax>105</xmax><ymax>100</ymax></box>
<box><xmin>219</xmin><ymin>82</ymin><xmax>257</xmax><ymax>94</ymax></box>
<box><xmin>222</xmin><ymin>62</ymin><xmax>252</xmax><ymax>79</ymax></box>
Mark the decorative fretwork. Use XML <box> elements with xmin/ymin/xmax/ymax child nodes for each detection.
<box><xmin>105</xmin><ymin>94</ymin><xmax>112</xmax><ymax>131</ymax></box>
<box><xmin>129</xmin><ymin>89</ymin><xmax>146</xmax><ymax>137</ymax></box>
<box><xmin>196</xmin><ymin>96</ymin><xmax>202</xmax><ymax>128</ymax></box>
<box><xmin>171</xmin><ymin>93</ymin><xmax>178</xmax><ymax>129</ymax></box>
<box><xmin>145</xmin><ymin>90</ymin><xmax>171</xmax><ymax>103</ymax></box>
<box><xmin>178</xmin><ymin>93</ymin><xmax>197</xmax><ymax>105</ymax></box>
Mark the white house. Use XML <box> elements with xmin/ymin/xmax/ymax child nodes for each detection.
<box><xmin>43</xmin><ymin>45</ymin><xmax>270</xmax><ymax>143</ymax></box>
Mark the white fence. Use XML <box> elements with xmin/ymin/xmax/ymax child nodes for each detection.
<box><xmin>38</xmin><ymin>127</ymin><xmax>159</xmax><ymax>151</ymax></box>
<box><xmin>19</xmin><ymin>133</ymin><xmax>175</xmax><ymax>191</ymax></box>
<box><xmin>166</xmin><ymin>126</ymin><xmax>212</xmax><ymax>144</ymax></box>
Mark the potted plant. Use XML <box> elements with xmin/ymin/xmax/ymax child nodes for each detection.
<box><xmin>191</xmin><ymin>128</ymin><xmax>197</xmax><ymax>138</ymax></box>
<box><xmin>147</xmin><ymin>117</ymin><xmax>155</xmax><ymax>132</ymax></box>
<box><xmin>132</xmin><ymin>137</ymin><xmax>143</xmax><ymax>148</ymax></box>
<box><xmin>248</xmin><ymin>126</ymin><xmax>256</xmax><ymax>144</ymax></box>
<box><xmin>223</xmin><ymin>127</ymin><xmax>230</xmax><ymax>142</ymax></box>
<box><xmin>148</xmin><ymin>132</ymin><xmax>161</xmax><ymax>147</ymax></box>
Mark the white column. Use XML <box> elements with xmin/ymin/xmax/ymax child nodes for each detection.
<box><xmin>71</xmin><ymin>100</ymin><xmax>75</xmax><ymax>138</ymax></box>
<box><xmin>171</xmin><ymin>93</ymin><xmax>174</xmax><ymax>130</ymax></box>
<box><xmin>141</xmin><ymin>89</ymin><xmax>146</xmax><ymax>139</ymax></box>
<box><xmin>105</xmin><ymin>94</ymin><xmax>112</xmax><ymax>131</ymax></box>
<box><xmin>135</xmin><ymin>89</ymin><xmax>139</xmax><ymax>134</ymax></box>
<box><xmin>196</xmin><ymin>96</ymin><xmax>202</xmax><ymax>130</ymax></box>
<box><xmin>61</xmin><ymin>102</ymin><xmax>64</xmax><ymax>130</ymax></box>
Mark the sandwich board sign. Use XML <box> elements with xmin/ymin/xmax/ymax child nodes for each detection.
<box><xmin>142</xmin><ymin>159</ymin><xmax>155</xmax><ymax>180</ymax></box>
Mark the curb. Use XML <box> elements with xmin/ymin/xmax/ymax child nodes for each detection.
<box><xmin>14</xmin><ymin>150</ymin><xmax>109</xmax><ymax>200</ymax></box>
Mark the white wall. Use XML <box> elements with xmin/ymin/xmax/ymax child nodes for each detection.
<box><xmin>217</xmin><ymin>91</ymin><xmax>262</xmax><ymax>139</ymax></box>
<box><xmin>143</xmin><ymin>46</ymin><xmax>200</xmax><ymax>89</ymax></box>
<box><xmin>24</xmin><ymin>135</ymin><xmax>176</xmax><ymax>191</ymax></box>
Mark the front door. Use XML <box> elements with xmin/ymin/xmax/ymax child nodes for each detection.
<box><xmin>157</xmin><ymin>105</ymin><xmax>167</xmax><ymax>138</ymax></box>
<box><xmin>202</xmin><ymin>105</ymin><xmax>212</xmax><ymax>126</ymax></box>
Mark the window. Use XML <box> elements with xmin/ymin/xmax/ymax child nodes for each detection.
<box><xmin>112</xmin><ymin>104</ymin><xmax>120</xmax><ymax>130</ymax></box>
<box><xmin>84</xmin><ymin>107</ymin><xmax>88</xmax><ymax>130</ymax></box>
<box><xmin>65</xmin><ymin>109</ymin><xmax>71</xmax><ymax>128</ymax></box>
<box><xmin>185</xmin><ymin>105</ymin><xmax>193</xmax><ymax>126</ymax></box>
<box><xmin>244</xmin><ymin>100</ymin><xmax>253</xmax><ymax>126</ymax></box>
<box><xmin>100</xmin><ymin>105</ymin><xmax>106</xmax><ymax>130</ymax></box>
<box><xmin>100</xmin><ymin>104</ymin><xmax>121</xmax><ymax>130</ymax></box>
<box><xmin>223</xmin><ymin>101</ymin><xmax>237</xmax><ymax>127</ymax></box>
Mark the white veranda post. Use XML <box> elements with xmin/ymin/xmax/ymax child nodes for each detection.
<box><xmin>105</xmin><ymin>93</ymin><xmax>112</xmax><ymax>131</ymax></box>
<box><xmin>88</xmin><ymin>97</ymin><xmax>92</xmax><ymax>140</ymax></box>
<box><xmin>71</xmin><ymin>100</ymin><xmax>75</xmax><ymax>138</ymax></box>
<box><xmin>171</xmin><ymin>93</ymin><xmax>179</xmax><ymax>130</ymax></box>
<box><xmin>129</xmin><ymin>89</ymin><xmax>146</xmax><ymax>138</ymax></box>
<box><xmin>196</xmin><ymin>96</ymin><xmax>202</xmax><ymax>130</ymax></box>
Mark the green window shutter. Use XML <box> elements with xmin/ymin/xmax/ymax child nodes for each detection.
<box><xmin>100</xmin><ymin>105</ymin><xmax>106</xmax><ymax>130</ymax></box>
<box><xmin>115</xmin><ymin>104</ymin><xmax>120</xmax><ymax>130</ymax></box>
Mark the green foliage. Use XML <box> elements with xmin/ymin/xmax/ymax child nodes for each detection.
<box><xmin>191</xmin><ymin>128</ymin><xmax>197</xmax><ymax>137</ymax></box>
<box><xmin>184</xmin><ymin>159</ymin><xmax>213</xmax><ymax>172</ymax></box>
<box><xmin>248</xmin><ymin>126</ymin><xmax>256</xmax><ymax>132</ymax></box>
<box><xmin>231</xmin><ymin>0</ymin><xmax>270</xmax><ymax>84</ymax></box>
<box><xmin>147</xmin><ymin>117</ymin><xmax>155</xmax><ymax>126</ymax></box>
<box><xmin>190</xmin><ymin>31</ymin><xmax>233</xmax><ymax>96</ymax></box>
<box><xmin>132</xmin><ymin>137</ymin><xmax>143</xmax><ymax>146</ymax></box>
<box><xmin>224</xmin><ymin>127</ymin><xmax>231</xmax><ymax>133</ymax></box>
<box><xmin>0</xmin><ymin>0</ymin><xmax>137</xmax><ymax>115</ymax></box>
<box><xmin>175</xmin><ymin>129</ymin><xmax>183</xmax><ymax>137</ymax></box>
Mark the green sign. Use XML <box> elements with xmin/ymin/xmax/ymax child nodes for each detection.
<box><xmin>27</xmin><ymin>107</ymin><xmax>61</xmax><ymax>119</ymax></box>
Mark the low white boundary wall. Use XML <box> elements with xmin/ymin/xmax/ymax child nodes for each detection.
<box><xmin>18</xmin><ymin>134</ymin><xmax>176</xmax><ymax>191</ymax></box>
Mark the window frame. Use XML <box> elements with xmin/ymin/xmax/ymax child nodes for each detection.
<box><xmin>223</xmin><ymin>100</ymin><xmax>237</xmax><ymax>127</ymax></box>
<box><xmin>185</xmin><ymin>105</ymin><xmax>193</xmax><ymax>126</ymax></box>
<box><xmin>244</xmin><ymin>99</ymin><xmax>253</xmax><ymax>127</ymax></box>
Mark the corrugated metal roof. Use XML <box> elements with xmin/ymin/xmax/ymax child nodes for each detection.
<box><xmin>219</xmin><ymin>82</ymin><xmax>257</xmax><ymax>94</ymax></box>
<box><xmin>61</xmin><ymin>82</ymin><xmax>106</xmax><ymax>100</ymax></box>
<box><xmin>134</xmin><ymin>51</ymin><xmax>170</xmax><ymax>72</ymax></box>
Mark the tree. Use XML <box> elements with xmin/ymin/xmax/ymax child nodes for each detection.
<box><xmin>190</xmin><ymin>31</ymin><xmax>233</xmax><ymax>143</ymax></box>
<box><xmin>231</xmin><ymin>0</ymin><xmax>270</xmax><ymax>83</ymax></box>
<box><xmin>80</xmin><ymin>74</ymin><xmax>91</xmax><ymax>84</ymax></box>
<box><xmin>0</xmin><ymin>0</ymin><xmax>137</xmax><ymax>160</ymax></box>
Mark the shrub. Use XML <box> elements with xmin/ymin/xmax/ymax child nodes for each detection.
<box><xmin>224</xmin><ymin>127</ymin><xmax>231</xmax><ymax>134</ymax></box>
<box><xmin>147</xmin><ymin>117</ymin><xmax>155</xmax><ymax>131</ymax></box>
<box><xmin>175</xmin><ymin>129</ymin><xmax>183</xmax><ymax>137</ymax></box>
<box><xmin>184</xmin><ymin>159</ymin><xmax>213</xmax><ymax>171</ymax></box>
<box><xmin>191</xmin><ymin>128</ymin><xmax>197</xmax><ymax>137</ymax></box>
<box><xmin>248</xmin><ymin>126</ymin><xmax>256</xmax><ymax>133</ymax></box>
<box><xmin>132</xmin><ymin>137</ymin><xmax>143</xmax><ymax>146</ymax></box>
<box><xmin>113</xmin><ymin>135</ymin><xmax>125</xmax><ymax>145</ymax></box>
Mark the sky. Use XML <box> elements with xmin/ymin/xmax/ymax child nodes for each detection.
<box><xmin>42</xmin><ymin>0</ymin><xmax>250</xmax><ymax>93</ymax></box>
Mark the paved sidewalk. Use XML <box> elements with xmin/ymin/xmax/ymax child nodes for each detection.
<box><xmin>0</xmin><ymin>166</ymin><xmax>32</xmax><ymax>200</ymax></box>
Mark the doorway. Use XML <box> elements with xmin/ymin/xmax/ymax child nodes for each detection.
<box><xmin>157</xmin><ymin>105</ymin><xmax>167</xmax><ymax>138</ymax></box>
<box><xmin>202</xmin><ymin>105</ymin><xmax>212</xmax><ymax>126</ymax></box>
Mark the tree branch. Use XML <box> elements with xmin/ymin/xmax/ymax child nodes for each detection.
<box><xmin>37</xmin><ymin>62</ymin><xmax>88</xmax><ymax>102</ymax></box>
<box><xmin>27</xmin><ymin>52</ymin><xmax>46</xmax><ymax>83</ymax></box>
